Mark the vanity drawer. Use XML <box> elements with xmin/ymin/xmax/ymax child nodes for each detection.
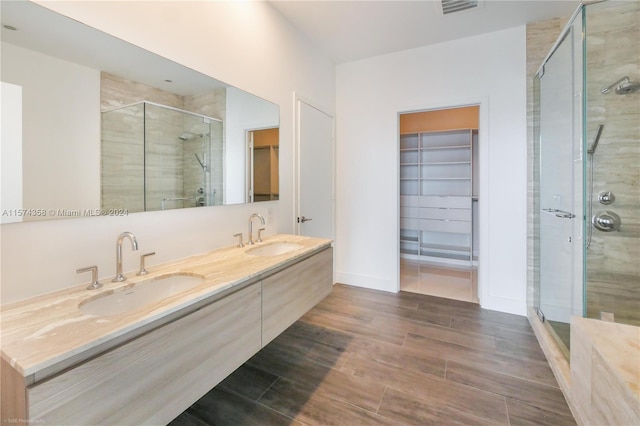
<box><xmin>420</xmin><ymin>219</ymin><xmax>471</xmax><ymax>234</ymax></box>
<box><xmin>262</xmin><ymin>248</ymin><xmax>333</xmax><ymax>345</ymax></box>
<box><xmin>420</xmin><ymin>208</ymin><xmax>471</xmax><ymax>221</ymax></box>
<box><xmin>27</xmin><ymin>283</ymin><xmax>262</xmax><ymax>425</ymax></box>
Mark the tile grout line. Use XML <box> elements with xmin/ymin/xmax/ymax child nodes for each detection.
<box><xmin>255</xmin><ymin>375</ymin><xmax>281</xmax><ymax>402</ymax></box>
<box><xmin>375</xmin><ymin>385</ymin><xmax>389</xmax><ymax>414</ymax></box>
<box><xmin>339</xmin><ymin>351</ymin><xmax>353</xmax><ymax>372</ymax></box>
<box><xmin>504</xmin><ymin>395</ymin><xmax>512</xmax><ymax>426</ymax></box>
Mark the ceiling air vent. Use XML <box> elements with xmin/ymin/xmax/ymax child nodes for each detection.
<box><xmin>441</xmin><ymin>0</ymin><xmax>478</xmax><ymax>15</ymax></box>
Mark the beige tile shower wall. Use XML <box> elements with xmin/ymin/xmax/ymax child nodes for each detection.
<box><xmin>526</xmin><ymin>16</ymin><xmax>568</xmax><ymax>310</ymax></box>
<box><xmin>184</xmin><ymin>90</ymin><xmax>226</xmax><ymax>206</ymax></box>
<box><xmin>584</xmin><ymin>1</ymin><xmax>640</xmax><ymax>326</ymax></box>
<box><xmin>101</xmin><ymin>105</ymin><xmax>145</xmax><ymax>212</ymax></box>
<box><xmin>101</xmin><ymin>72</ymin><xmax>183</xmax><ymax>110</ymax></box>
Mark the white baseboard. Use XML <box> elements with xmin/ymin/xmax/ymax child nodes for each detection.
<box><xmin>336</xmin><ymin>271</ymin><xmax>396</xmax><ymax>293</ymax></box>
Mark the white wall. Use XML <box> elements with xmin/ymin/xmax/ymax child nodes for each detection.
<box><xmin>0</xmin><ymin>82</ymin><xmax>23</xmax><ymax>224</ymax></box>
<box><xmin>0</xmin><ymin>1</ymin><xmax>335</xmax><ymax>304</ymax></box>
<box><xmin>336</xmin><ymin>26</ymin><xmax>528</xmax><ymax>315</ymax></box>
<box><xmin>1</xmin><ymin>42</ymin><xmax>101</xmax><ymax>218</ymax></box>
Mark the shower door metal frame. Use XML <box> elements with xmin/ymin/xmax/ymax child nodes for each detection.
<box><xmin>534</xmin><ymin>4</ymin><xmax>586</xmax><ymax>350</ymax></box>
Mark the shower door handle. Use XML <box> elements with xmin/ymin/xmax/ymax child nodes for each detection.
<box><xmin>541</xmin><ymin>208</ymin><xmax>575</xmax><ymax>219</ymax></box>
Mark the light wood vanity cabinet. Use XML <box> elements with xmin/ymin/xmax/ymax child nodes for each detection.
<box><xmin>1</xmin><ymin>245</ymin><xmax>333</xmax><ymax>425</ymax></box>
<box><xmin>262</xmin><ymin>247</ymin><xmax>333</xmax><ymax>345</ymax></box>
<box><xmin>28</xmin><ymin>282</ymin><xmax>262</xmax><ymax>425</ymax></box>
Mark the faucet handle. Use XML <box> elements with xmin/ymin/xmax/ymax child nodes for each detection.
<box><xmin>77</xmin><ymin>265</ymin><xmax>102</xmax><ymax>290</ymax></box>
<box><xmin>233</xmin><ymin>233</ymin><xmax>244</xmax><ymax>248</ymax></box>
<box><xmin>137</xmin><ymin>252</ymin><xmax>156</xmax><ymax>276</ymax></box>
<box><xmin>257</xmin><ymin>228</ymin><xmax>265</xmax><ymax>243</ymax></box>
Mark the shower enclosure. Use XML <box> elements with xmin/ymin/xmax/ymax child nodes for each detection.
<box><xmin>534</xmin><ymin>0</ymin><xmax>639</xmax><ymax>356</ymax></box>
<box><xmin>101</xmin><ymin>101</ymin><xmax>223</xmax><ymax>212</ymax></box>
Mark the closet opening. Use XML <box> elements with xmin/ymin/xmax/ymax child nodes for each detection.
<box><xmin>399</xmin><ymin>105</ymin><xmax>479</xmax><ymax>303</ymax></box>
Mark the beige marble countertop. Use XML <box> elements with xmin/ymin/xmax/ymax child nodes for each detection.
<box><xmin>1</xmin><ymin>234</ymin><xmax>332</xmax><ymax>378</ymax></box>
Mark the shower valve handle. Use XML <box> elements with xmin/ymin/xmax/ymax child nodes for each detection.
<box><xmin>592</xmin><ymin>210</ymin><xmax>621</xmax><ymax>232</ymax></box>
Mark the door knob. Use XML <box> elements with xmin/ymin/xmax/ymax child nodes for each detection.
<box><xmin>298</xmin><ymin>216</ymin><xmax>313</xmax><ymax>223</ymax></box>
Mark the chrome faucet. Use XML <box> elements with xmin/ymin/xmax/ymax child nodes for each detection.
<box><xmin>248</xmin><ymin>213</ymin><xmax>265</xmax><ymax>245</ymax></box>
<box><xmin>112</xmin><ymin>231</ymin><xmax>139</xmax><ymax>282</ymax></box>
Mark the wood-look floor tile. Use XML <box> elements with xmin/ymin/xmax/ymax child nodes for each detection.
<box><xmin>218</xmin><ymin>363</ymin><xmax>279</xmax><ymax>401</ymax></box>
<box><xmin>316</xmin><ymin>331</ymin><xmax>446</xmax><ymax>378</ymax></box>
<box><xmin>313</xmin><ymin>293</ymin><xmax>378</xmax><ymax>323</ymax></box>
<box><xmin>168</xmin><ymin>410</ymin><xmax>209</xmax><ymax>426</ymax></box>
<box><xmin>404</xmin><ymin>333</ymin><xmax>559</xmax><ymax>387</ymax></box>
<box><xmin>301</xmin><ymin>308</ymin><xmax>407</xmax><ymax>346</ymax></box>
<box><xmin>258</xmin><ymin>377</ymin><xmax>405</xmax><ymax>426</ymax></box>
<box><xmin>303</xmin><ymin>338</ymin><xmax>351</xmax><ymax>370</ymax></box>
<box><xmin>378</xmin><ymin>387</ymin><xmax>508</xmax><ymax>426</ymax></box>
<box><xmin>506</xmin><ymin>398</ymin><xmax>577</xmax><ymax>426</ymax></box>
<box><xmin>268</xmin><ymin>321</ymin><xmax>325</xmax><ymax>358</ymax></box>
<box><xmin>494</xmin><ymin>336</ymin><xmax>548</xmax><ymax>362</ymax></box>
<box><xmin>450</xmin><ymin>315</ymin><xmax>538</xmax><ymax>346</ymax></box>
<box><xmin>385</xmin><ymin>318</ymin><xmax>498</xmax><ymax>352</ymax></box>
<box><xmin>445</xmin><ymin>361</ymin><xmax>573</xmax><ymax>416</ymax></box>
<box><xmin>379</xmin><ymin>308</ymin><xmax>451</xmax><ymax>327</ymax></box>
<box><xmin>447</xmin><ymin>304</ymin><xmax>534</xmax><ymax>329</ymax></box>
<box><xmin>342</xmin><ymin>354</ymin><xmax>509</xmax><ymax>425</ymax></box>
<box><xmin>186</xmin><ymin>387</ymin><xmax>301</xmax><ymax>426</ymax></box>
<box><xmin>248</xmin><ymin>342</ymin><xmax>386</xmax><ymax>412</ymax></box>
<box><xmin>332</xmin><ymin>283</ymin><xmax>421</xmax><ymax>309</ymax></box>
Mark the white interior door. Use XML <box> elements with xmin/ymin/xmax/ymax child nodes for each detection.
<box><xmin>296</xmin><ymin>99</ymin><xmax>334</xmax><ymax>239</ymax></box>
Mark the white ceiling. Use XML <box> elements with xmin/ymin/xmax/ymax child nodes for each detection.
<box><xmin>268</xmin><ymin>0</ymin><xmax>580</xmax><ymax>64</ymax></box>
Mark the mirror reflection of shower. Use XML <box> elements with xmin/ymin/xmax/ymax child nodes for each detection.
<box><xmin>178</xmin><ymin>127</ymin><xmax>211</xmax><ymax>208</ymax></box>
<box><xmin>177</xmin><ymin>132</ymin><xmax>209</xmax><ymax>172</ymax></box>
<box><xmin>101</xmin><ymin>101</ymin><xmax>223</xmax><ymax>212</ymax></box>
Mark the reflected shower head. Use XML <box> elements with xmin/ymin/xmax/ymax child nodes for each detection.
<box><xmin>178</xmin><ymin>132</ymin><xmax>203</xmax><ymax>141</ymax></box>
<box><xmin>601</xmin><ymin>76</ymin><xmax>640</xmax><ymax>95</ymax></box>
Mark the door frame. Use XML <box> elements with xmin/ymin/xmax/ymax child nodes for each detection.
<box><xmin>246</xmin><ymin>126</ymin><xmax>279</xmax><ymax>203</ymax></box>
<box><xmin>396</xmin><ymin>97</ymin><xmax>488</xmax><ymax>307</ymax></box>
<box><xmin>293</xmin><ymin>93</ymin><xmax>336</xmax><ymax>239</ymax></box>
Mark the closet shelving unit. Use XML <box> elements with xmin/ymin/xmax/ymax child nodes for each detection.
<box><xmin>251</xmin><ymin>128</ymin><xmax>279</xmax><ymax>202</ymax></box>
<box><xmin>400</xmin><ymin>128</ymin><xmax>477</xmax><ymax>266</ymax></box>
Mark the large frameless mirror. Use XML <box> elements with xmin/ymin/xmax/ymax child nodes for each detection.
<box><xmin>0</xmin><ymin>1</ymin><xmax>279</xmax><ymax>223</ymax></box>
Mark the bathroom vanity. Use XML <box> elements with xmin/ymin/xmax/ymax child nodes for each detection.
<box><xmin>0</xmin><ymin>234</ymin><xmax>332</xmax><ymax>425</ymax></box>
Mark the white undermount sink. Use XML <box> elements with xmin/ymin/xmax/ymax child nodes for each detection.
<box><xmin>79</xmin><ymin>274</ymin><xmax>205</xmax><ymax>316</ymax></box>
<box><xmin>246</xmin><ymin>242</ymin><xmax>303</xmax><ymax>257</ymax></box>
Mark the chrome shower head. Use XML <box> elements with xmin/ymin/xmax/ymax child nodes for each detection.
<box><xmin>615</xmin><ymin>80</ymin><xmax>640</xmax><ymax>95</ymax></box>
<box><xmin>601</xmin><ymin>76</ymin><xmax>640</xmax><ymax>95</ymax></box>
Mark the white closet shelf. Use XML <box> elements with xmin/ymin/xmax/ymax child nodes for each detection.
<box><xmin>422</xmin><ymin>161</ymin><xmax>471</xmax><ymax>165</ymax></box>
<box><xmin>421</xmin><ymin>177</ymin><xmax>470</xmax><ymax>181</ymax></box>
<box><xmin>420</xmin><ymin>250</ymin><xmax>470</xmax><ymax>261</ymax></box>
<box><xmin>420</xmin><ymin>243</ymin><xmax>469</xmax><ymax>253</ymax></box>
<box><xmin>421</xmin><ymin>145</ymin><xmax>471</xmax><ymax>150</ymax></box>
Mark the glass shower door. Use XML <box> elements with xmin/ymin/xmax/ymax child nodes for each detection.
<box><xmin>536</xmin><ymin>20</ymin><xmax>584</xmax><ymax>353</ymax></box>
